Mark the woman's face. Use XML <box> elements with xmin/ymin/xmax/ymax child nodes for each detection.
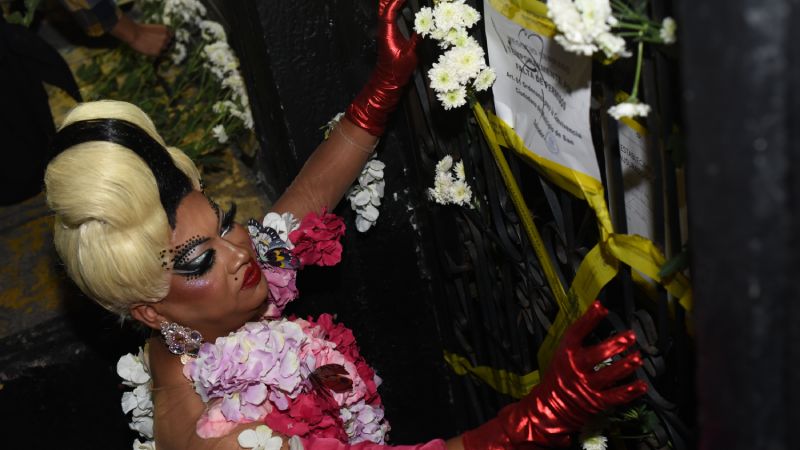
<box><xmin>156</xmin><ymin>190</ymin><xmax>269</xmax><ymax>338</ymax></box>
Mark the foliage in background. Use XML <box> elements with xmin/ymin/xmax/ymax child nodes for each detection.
<box><xmin>75</xmin><ymin>0</ymin><xmax>254</xmax><ymax>165</ymax></box>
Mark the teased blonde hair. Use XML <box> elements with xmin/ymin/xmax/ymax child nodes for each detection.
<box><xmin>45</xmin><ymin>100</ymin><xmax>202</xmax><ymax>315</ymax></box>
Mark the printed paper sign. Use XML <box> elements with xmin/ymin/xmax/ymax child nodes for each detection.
<box><xmin>616</xmin><ymin>122</ymin><xmax>657</xmax><ymax>241</ymax></box>
<box><xmin>484</xmin><ymin>0</ymin><xmax>600</xmax><ymax>181</ymax></box>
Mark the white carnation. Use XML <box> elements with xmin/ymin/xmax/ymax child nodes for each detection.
<box><xmin>608</xmin><ymin>101</ymin><xmax>651</xmax><ymax>119</ymax></box>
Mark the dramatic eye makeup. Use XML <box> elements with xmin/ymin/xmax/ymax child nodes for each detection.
<box><xmin>172</xmin><ymin>235</ymin><xmax>214</xmax><ymax>278</ymax></box>
<box><xmin>219</xmin><ymin>203</ymin><xmax>237</xmax><ymax>237</ymax></box>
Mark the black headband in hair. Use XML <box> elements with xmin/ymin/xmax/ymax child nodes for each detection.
<box><xmin>50</xmin><ymin>118</ymin><xmax>193</xmax><ymax>228</ymax></box>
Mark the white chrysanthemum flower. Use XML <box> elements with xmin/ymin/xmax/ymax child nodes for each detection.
<box><xmin>171</xmin><ymin>42</ymin><xmax>187</xmax><ymax>65</ymax></box>
<box><xmin>428</xmin><ymin>61</ymin><xmax>461</xmax><ymax>93</ymax></box>
<box><xmin>442</xmin><ymin>27</ymin><xmax>470</xmax><ymax>48</ymax></box>
<box><xmin>581</xmin><ymin>433</ymin><xmax>608</xmax><ymax>450</ymax></box>
<box><xmin>223</xmin><ymin>73</ymin><xmax>246</xmax><ymax>101</ymax></box>
<box><xmin>595</xmin><ymin>31</ymin><xmax>629</xmax><ymax>58</ymax></box>
<box><xmin>443</xmin><ymin>42</ymin><xmax>486</xmax><ymax>82</ymax></box>
<box><xmin>433</xmin><ymin>2</ymin><xmax>464</xmax><ymax>31</ymax></box>
<box><xmin>238</xmin><ymin>425</ymin><xmax>283</xmax><ymax>450</ymax></box>
<box><xmin>454</xmin><ymin>161</ymin><xmax>466</xmax><ymax>181</ymax></box>
<box><xmin>608</xmin><ymin>100</ymin><xmax>651</xmax><ymax>119</ymax></box>
<box><xmin>473</xmin><ymin>67</ymin><xmax>496</xmax><ymax>91</ymax></box>
<box><xmin>414</xmin><ymin>7</ymin><xmax>435</xmax><ymax>37</ymax></box>
<box><xmin>450</xmin><ymin>180</ymin><xmax>473</xmax><ymax>206</ymax></box>
<box><xmin>660</xmin><ymin>17</ymin><xmax>677</xmax><ymax>44</ymax></box>
<box><xmin>212</xmin><ymin>124</ymin><xmax>229</xmax><ymax>144</ymax></box>
<box><xmin>554</xmin><ymin>34</ymin><xmax>598</xmax><ymax>56</ymax></box>
<box><xmin>199</xmin><ymin>20</ymin><xmax>227</xmax><ymax>42</ymax></box>
<box><xmin>203</xmin><ymin>41</ymin><xmax>238</xmax><ymax>80</ymax></box>
<box><xmin>437</xmin><ymin>86</ymin><xmax>468</xmax><ymax>110</ymax></box>
<box><xmin>163</xmin><ymin>0</ymin><xmax>207</xmax><ymax>26</ymax></box>
<box><xmin>175</xmin><ymin>28</ymin><xmax>190</xmax><ymax>43</ymax></box>
<box><xmin>458</xmin><ymin>3</ymin><xmax>481</xmax><ymax>28</ymax></box>
<box><xmin>436</xmin><ymin>155</ymin><xmax>454</xmax><ymax>173</ymax></box>
<box><xmin>548</xmin><ymin>0</ymin><xmax>617</xmax><ymax>56</ymax></box>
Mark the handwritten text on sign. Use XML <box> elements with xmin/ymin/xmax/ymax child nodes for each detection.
<box><xmin>484</xmin><ymin>0</ymin><xmax>600</xmax><ymax>181</ymax></box>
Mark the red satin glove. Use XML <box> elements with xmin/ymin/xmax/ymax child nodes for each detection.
<box><xmin>345</xmin><ymin>0</ymin><xmax>419</xmax><ymax>136</ymax></box>
<box><xmin>462</xmin><ymin>301</ymin><xmax>648</xmax><ymax>449</ymax></box>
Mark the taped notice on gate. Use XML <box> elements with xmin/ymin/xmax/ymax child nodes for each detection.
<box><xmin>484</xmin><ymin>0</ymin><xmax>600</xmax><ymax>182</ymax></box>
<box><xmin>475</xmin><ymin>0</ymin><xmax>692</xmax><ymax>372</ymax></box>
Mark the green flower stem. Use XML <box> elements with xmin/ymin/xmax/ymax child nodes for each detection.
<box><xmin>616</xmin><ymin>21</ymin><xmax>649</xmax><ymax>30</ymax></box>
<box><xmin>629</xmin><ymin>39</ymin><xmax>645</xmax><ymax>101</ymax></box>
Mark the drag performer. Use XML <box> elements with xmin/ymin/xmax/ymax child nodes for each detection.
<box><xmin>44</xmin><ymin>1</ymin><xmax>646</xmax><ymax>448</ymax></box>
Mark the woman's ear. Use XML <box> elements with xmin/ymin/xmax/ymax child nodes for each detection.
<box><xmin>130</xmin><ymin>303</ymin><xmax>166</xmax><ymax>330</ymax></box>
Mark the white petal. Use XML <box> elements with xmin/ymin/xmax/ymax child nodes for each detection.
<box><xmin>238</xmin><ymin>429</ymin><xmax>259</xmax><ymax>448</ymax></box>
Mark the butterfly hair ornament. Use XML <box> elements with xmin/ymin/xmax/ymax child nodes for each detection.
<box><xmin>247</xmin><ymin>219</ymin><xmax>301</xmax><ymax>270</ymax></box>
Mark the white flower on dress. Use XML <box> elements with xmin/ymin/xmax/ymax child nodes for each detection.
<box><xmin>660</xmin><ymin>17</ymin><xmax>677</xmax><ymax>44</ymax></box>
<box><xmin>118</xmin><ymin>348</ymin><xmax>155</xmax><ymax>442</ymax></box>
<box><xmin>238</xmin><ymin>425</ymin><xmax>283</xmax><ymax>450</ymax></box>
<box><xmin>117</xmin><ymin>350</ymin><xmax>150</xmax><ymax>386</ymax></box>
<box><xmin>261</xmin><ymin>211</ymin><xmax>300</xmax><ymax>247</ymax></box>
<box><xmin>580</xmin><ymin>433</ymin><xmax>608</xmax><ymax>450</ymax></box>
<box><xmin>212</xmin><ymin>124</ymin><xmax>229</xmax><ymax>144</ymax></box>
<box><xmin>132</xmin><ymin>438</ymin><xmax>156</xmax><ymax>450</ymax></box>
<box><xmin>608</xmin><ymin>100</ymin><xmax>651</xmax><ymax>119</ymax></box>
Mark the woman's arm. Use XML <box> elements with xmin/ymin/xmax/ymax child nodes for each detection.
<box><xmin>271</xmin><ymin>0</ymin><xmax>417</xmax><ymax>219</ymax></box>
<box><xmin>270</xmin><ymin>118</ymin><xmax>377</xmax><ymax>219</ymax></box>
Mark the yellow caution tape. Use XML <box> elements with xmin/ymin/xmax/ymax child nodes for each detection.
<box><xmin>444</xmin><ymin>350</ymin><xmax>540</xmax><ymax>399</ymax></box>
<box><xmin>442</xmin><ymin>0</ymin><xmax>692</xmax><ymax>394</ymax></box>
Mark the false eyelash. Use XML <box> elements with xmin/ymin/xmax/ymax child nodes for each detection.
<box><xmin>220</xmin><ymin>203</ymin><xmax>237</xmax><ymax>237</ymax></box>
<box><xmin>173</xmin><ymin>249</ymin><xmax>216</xmax><ymax>278</ymax></box>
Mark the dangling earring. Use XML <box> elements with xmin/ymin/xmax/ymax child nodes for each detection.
<box><xmin>160</xmin><ymin>321</ymin><xmax>203</xmax><ymax>358</ymax></box>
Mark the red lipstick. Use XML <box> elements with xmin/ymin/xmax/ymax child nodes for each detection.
<box><xmin>240</xmin><ymin>259</ymin><xmax>262</xmax><ymax>290</ymax></box>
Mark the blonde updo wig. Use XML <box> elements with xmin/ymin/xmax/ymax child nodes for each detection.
<box><xmin>45</xmin><ymin>100</ymin><xmax>202</xmax><ymax>315</ymax></box>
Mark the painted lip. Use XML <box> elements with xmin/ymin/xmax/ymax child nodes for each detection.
<box><xmin>240</xmin><ymin>259</ymin><xmax>262</xmax><ymax>290</ymax></box>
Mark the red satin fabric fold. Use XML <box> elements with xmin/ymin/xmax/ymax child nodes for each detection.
<box><xmin>346</xmin><ymin>0</ymin><xmax>418</xmax><ymax>136</ymax></box>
